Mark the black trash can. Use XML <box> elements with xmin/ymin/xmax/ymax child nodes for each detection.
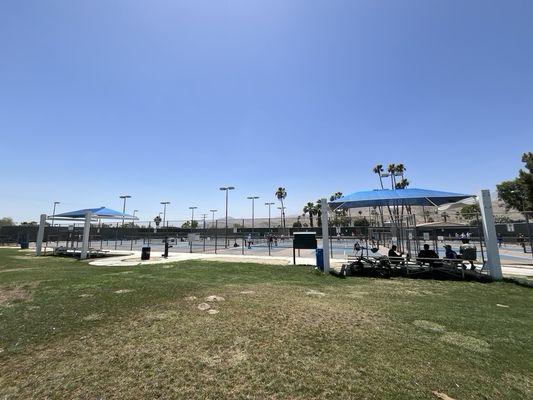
<box><xmin>141</xmin><ymin>246</ymin><xmax>151</xmax><ymax>260</ymax></box>
<box><xmin>19</xmin><ymin>238</ymin><xmax>29</xmax><ymax>249</ymax></box>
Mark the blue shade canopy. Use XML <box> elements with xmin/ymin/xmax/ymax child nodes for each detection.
<box><xmin>54</xmin><ymin>207</ymin><xmax>138</xmax><ymax>220</ymax></box>
<box><xmin>329</xmin><ymin>188</ymin><xmax>473</xmax><ymax>209</ymax></box>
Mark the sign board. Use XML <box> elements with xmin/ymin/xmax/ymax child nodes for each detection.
<box><xmin>437</xmin><ymin>236</ymin><xmax>444</xmax><ymax>241</ymax></box>
<box><xmin>423</xmin><ymin>232</ymin><xmax>430</xmax><ymax>241</ymax></box>
<box><xmin>68</xmin><ymin>225</ymin><xmax>74</xmax><ymax>232</ymax></box>
<box><xmin>233</xmin><ymin>227</ymin><xmax>238</xmax><ymax>234</ymax></box>
<box><xmin>408</xmin><ymin>232</ymin><xmax>413</xmax><ymax>240</ymax></box>
<box><xmin>293</xmin><ymin>232</ymin><xmax>317</xmax><ymax>249</ymax></box>
<box><xmin>391</xmin><ymin>237</ymin><xmax>398</xmax><ymax>245</ymax></box>
<box><xmin>506</xmin><ymin>223</ymin><xmax>515</xmax><ymax>232</ymax></box>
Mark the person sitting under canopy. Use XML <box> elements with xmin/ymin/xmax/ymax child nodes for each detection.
<box><xmin>417</xmin><ymin>244</ymin><xmax>439</xmax><ymax>265</ymax></box>
<box><xmin>388</xmin><ymin>245</ymin><xmax>404</xmax><ymax>265</ymax></box>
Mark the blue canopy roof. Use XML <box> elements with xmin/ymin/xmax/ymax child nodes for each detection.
<box><xmin>54</xmin><ymin>207</ymin><xmax>138</xmax><ymax>220</ymax></box>
<box><xmin>329</xmin><ymin>188</ymin><xmax>473</xmax><ymax>209</ymax></box>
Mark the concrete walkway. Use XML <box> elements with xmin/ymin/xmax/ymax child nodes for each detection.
<box><xmin>87</xmin><ymin>250</ymin><xmax>533</xmax><ymax>277</ymax></box>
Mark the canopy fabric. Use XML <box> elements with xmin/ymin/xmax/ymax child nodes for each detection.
<box><xmin>329</xmin><ymin>188</ymin><xmax>473</xmax><ymax>209</ymax></box>
<box><xmin>54</xmin><ymin>207</ymin><xmax>138</xmax><ymax>220</ymax></box>
<box><xmin>437</xmin><ymin>196</ymin><xmax>478</xmax><ymax>212</ymax></box>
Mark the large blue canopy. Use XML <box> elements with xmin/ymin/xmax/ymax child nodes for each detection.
<box><xmin>329</xmin><ymin>188</ymin><xmax>473</xmax><ymax>209</ymax></box>
<box><xmin>54</xmin><ymin>207</ymin><xmax>138</xmax><ymax>220</ymax></box>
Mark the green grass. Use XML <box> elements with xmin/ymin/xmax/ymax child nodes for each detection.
<box><xmin>0</xmin><ymin>248</ymin><xmax>532</xmax><ymax>399</ymax></box>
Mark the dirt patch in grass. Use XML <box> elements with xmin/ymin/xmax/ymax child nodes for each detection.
<box><xmin>0</xmin><ymin>283</ymin><xmax>36</xmax><ymax>306</ymax></box>
<box><xmin>440</xmin><ymin>332</ymin><xmax>490</xmax><ymax>354</ymax></box>
<box><xmin>413</xmin><ymin>320</ymin><xmax>447</xmax><ymax>333</ymax></box>
<box><xmin>83</xmin><ymin>313</ymin><xmax>103</xmax><ymax>322</ymax></box>
<box><xmin>114</xmin><ymin>289</ymin><xmax>134</xmax><ymax>294</ymax></box>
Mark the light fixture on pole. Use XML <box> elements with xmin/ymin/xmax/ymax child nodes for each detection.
<box><xmin>51</xmin><ymin>201</ymin><xmax>60</xmax><ymax>227</ymax></box>
<box><xmin>247</xmin><ymin>196</ymin><xmax>260</xmax><ymax>236</ymax></box>
<box><xmin>277</xmin><ymin>206</ymin><xmax>286</xmax><ymax>228</ymax></box>
<box><xmin>265</xmin><ymin>202</ymin><xmax>274</xmax><ymax>232</ymax></box>
<box><xmin>511</xmin><ymin>189</ymin><xmax>532</xmax><ymax>258</ymax></box>
<box><xmin>189</xmin><ymin>206</ymin><xmax>197</xmax><ymax>232</ymax></box>
<box><xmin>132</xmin><ymin>210</ymin><xmax>138</xmax><ymax>227</ymax></box>
<box><xmin>160</xmin><ymin>201</ymin><xmax>170</xmax><ymax>227</ymax></box>
<box><xmin>210</xmin><ymin>209</ymin><xmax>218</xmax><ymax>228</ymax></box>
<box><xmin>219</xmin><ymin>186</ymin><xmax>235</xmax><ymax>248</ymax></box>
<box><xmin>119</xmin><ymin>195</ymin><xmax>131</xmax><ymax>227</ymax></box>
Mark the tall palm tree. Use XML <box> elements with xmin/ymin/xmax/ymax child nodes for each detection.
<box><xmin>329</xmin><ymin>192</ymin><xmax>343</xmax><ymax>202</ymax></box>
<box><xmin>275</xmin><ymin>187</ymin><xmax>287</xmax><ymax>229</ymax></box>
<box><xmin>387</xmin><ymin>163</ymin><xmax>396</xmax><ymax>189</ymax></box>
<box><xmin>372</xmin><ymin>164</ymin><xmax>385</xmax><ymax>189</ymax></box>
<box><xmin>395</xmin><ymin>163</ymin><xmax>406</xmax><ymax>178</ymax></box>
<box><xmin>314</xmin><ymin>200</ymin><xmax>322</xmax><ymax>227</ymax></box>
<box><xmin>303</xmin><ymin>202</ymin><xmax>315</xmax><ymax>227</ymax></box>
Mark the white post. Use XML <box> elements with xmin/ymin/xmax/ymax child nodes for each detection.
<box><xmin>80</xmin><ymin>211</ymin><xmax>92</xmax><ymax>260</ymax></box>
<box><xmin>35</xmin><ymin>214</ymin><xmax>47</xmax><ymax>256</ymax></box>
<box><xmin>320</xmin><ymin>198</ymin><xmax>330</xmax><ymax>273</ymax></box>
<box><xmin>479</xmin><ymin>190</ymin><xmax>502</xmax><ymax>280</ymax></box>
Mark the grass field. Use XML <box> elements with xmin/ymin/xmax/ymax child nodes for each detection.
<box><xmin>0</xmin><ymin>248</ymin><xmax>532</xmax><ymax>399</ymax></box>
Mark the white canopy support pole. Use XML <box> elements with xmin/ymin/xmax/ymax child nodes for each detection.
<box><xmin>479</xmin><ymin>190</ymin><xmax>502</xmax><ymax>280</ymax></box>
<box><xmin>80</xmin><ymin>211</ymin><xmax>92</xmax><ymax>260</ymax></box>
<box><xmin>35</xmin><ymin>214</ymin><xmax>47</xmax><ymax>256</ymax></box>
<box><xmin>320</xmin><ymin>198</ymin><xmax>330</xmax><ymax>274</ymax></box>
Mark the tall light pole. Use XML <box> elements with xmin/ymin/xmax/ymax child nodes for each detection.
<box><xmin>265</xmin><ymin>202</ymin><xmax>275</xmax><ymax>233</ymax></box>
<box><xmin>220</xmin><ymin>186</ymin><xmax>235</xmax><ymax>248</ymax></box>
<box><xmin>511</xmin><ymin>189</ymin><xmax>532</xmax><ymax>258</ymax></box>
<box><xmin>189</xmin><ymin>206</ymin><xmax>197</xmax><ymax>232</ymax></box>
<box><xmin>160</xmin><ymin>201</ymin><xmax>170</xmax><ymax>227</ymax></box>
<box><xmin>247</xmin><ymin>196</ymin><xmax>260</xmax><ymax>237</ymax></box>
<box><xmin>278</xmin><ymin>206</ymin><xmax>286</xmax><ymax>228</ymax></box>
<box><xmin>210</xmin><ymin>209</ymin><xmax>218</xmax><ymax>228</ymax></box>
<box><xmin>132</xmin><ymin>210</ymin><xmax>138</xmax><ymax>227</ymax></box>
<box><xmin>51</xmin><ymin>201</ymin><xmax>60</xmax><ymax>227</ymax></box>
<box><xmin>119</xmin><ymin>195</ymin><xmax>131</xmax><ymax>227</ymax></box>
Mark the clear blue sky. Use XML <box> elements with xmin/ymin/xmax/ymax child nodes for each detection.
<box><xmin>1</xmin><ymin>0</ymin><xmax>532</xmax><ymax>222</ymax></box>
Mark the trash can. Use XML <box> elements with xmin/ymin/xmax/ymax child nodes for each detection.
<box><xmin>141</xmin><ymin>246</ymin><xmax>151</xmax><ymax>260</ymax></box>
<box><xmin>316</xmin><ymin>248</ymin><xmax>324</xmax><ymax>271</ymax></box>
<box><xmin>19</xmin><ymin>240</ymin><xmax>29</xmax><ymax>249</ymax></box>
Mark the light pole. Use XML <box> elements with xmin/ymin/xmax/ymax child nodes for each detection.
<box><xmin>219</xmin><ymin>186</ymin><xmax>235</xmax><ymax>248</ymax></box>
<box><xmin>247</xmin><ymin>196</ymin><xmax>259</xmax><ymax>237</ymax></box>
<box><xmin>51</xmin><ymin>201</ymin><xmax>60</xmax><ymax>227</ymax></box>
<box><xmin>132</xmin><ymin>210</ymin><xmax>138</xmax><ymax>227</ymax></box>
<box><xmin>265</xmin><ymin>202</ymin><xmax>275</xmax><ymax>232</ymax></box>
<box><xmin>160</xmin><ymin>201</ymin><xmax>170</xmax><ymax>227</ymax></box>
<box><xmin>511</xmin><ymin>190</ymin><xmax>532</xmax><ymax>257</ymax></box>
<box><xmin>119</xmin><ymin>195</ymin><xmax>131</xmax><ymax>227</ymax></box>
<box><xmin>210</xmin><ymin>209</ymin><xmax>218</xmax><ymax>228</ymax></box>
<box><xmin>278</xmin><ymin>206</ymin><xmax>286</xmax><ymax>228</ymax></box>
<box><xmin>189</xmin><ymin>206</ymin><xmax>197</xmax><ymax>232</ymax></box>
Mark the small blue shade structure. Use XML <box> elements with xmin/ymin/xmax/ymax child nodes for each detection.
<box><xmin>328</xmin><ymin>188</ymin><xmax>473</xmax><ymax>209</ymax></box>
<box><xmin>54</xmin><ymin>207</ymin><xmax>138</xmax><ymax>220</ymax></box>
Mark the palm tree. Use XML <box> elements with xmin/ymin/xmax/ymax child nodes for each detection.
<box><xmin>372</xmin><ymin>164</ymin><xmax>385</xmax><ymax>189</ymax></box>
<box><xmin>441</xmin><ymin>212</ymin><xmax>449</xmax><ymax>222</ymax></box>
<box><xmin>275</xmin><ymin>187</ymin><xmax>287</xmax><ymax>229</ymax></box>
<box><xmin>314</xmin><ymin>200</ymin><xmax>322</xmax><ymax>227</ymax></box>
<box><xmin>303</xmin><ymin>202</ymin><xmax>315</xmax><ymax>227</ymax></box>
<box><xmin>387</xmin><ymin>163</ymin><xmax>396</xmax><ymax>188</ymax></box>
<box><xmin>329</xmin><ymin>192</ymin><xmax>343</xmax><ymax>202</ymax></box>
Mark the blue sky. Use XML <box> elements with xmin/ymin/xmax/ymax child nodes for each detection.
<box><xmin>1</xmin><ymin>0</ymin><xmax>532</xmax><ymax>222</ymax></box>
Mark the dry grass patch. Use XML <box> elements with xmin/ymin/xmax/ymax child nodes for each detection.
<box><xmin>0</xmin><ymin>283</ymin><xmax>36</xmax><ymax>306</ymax></box>
<box><xmin>0</xmin><ymin>283</ymin><xmax>381</xmax><ymax>399</ymax></box>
